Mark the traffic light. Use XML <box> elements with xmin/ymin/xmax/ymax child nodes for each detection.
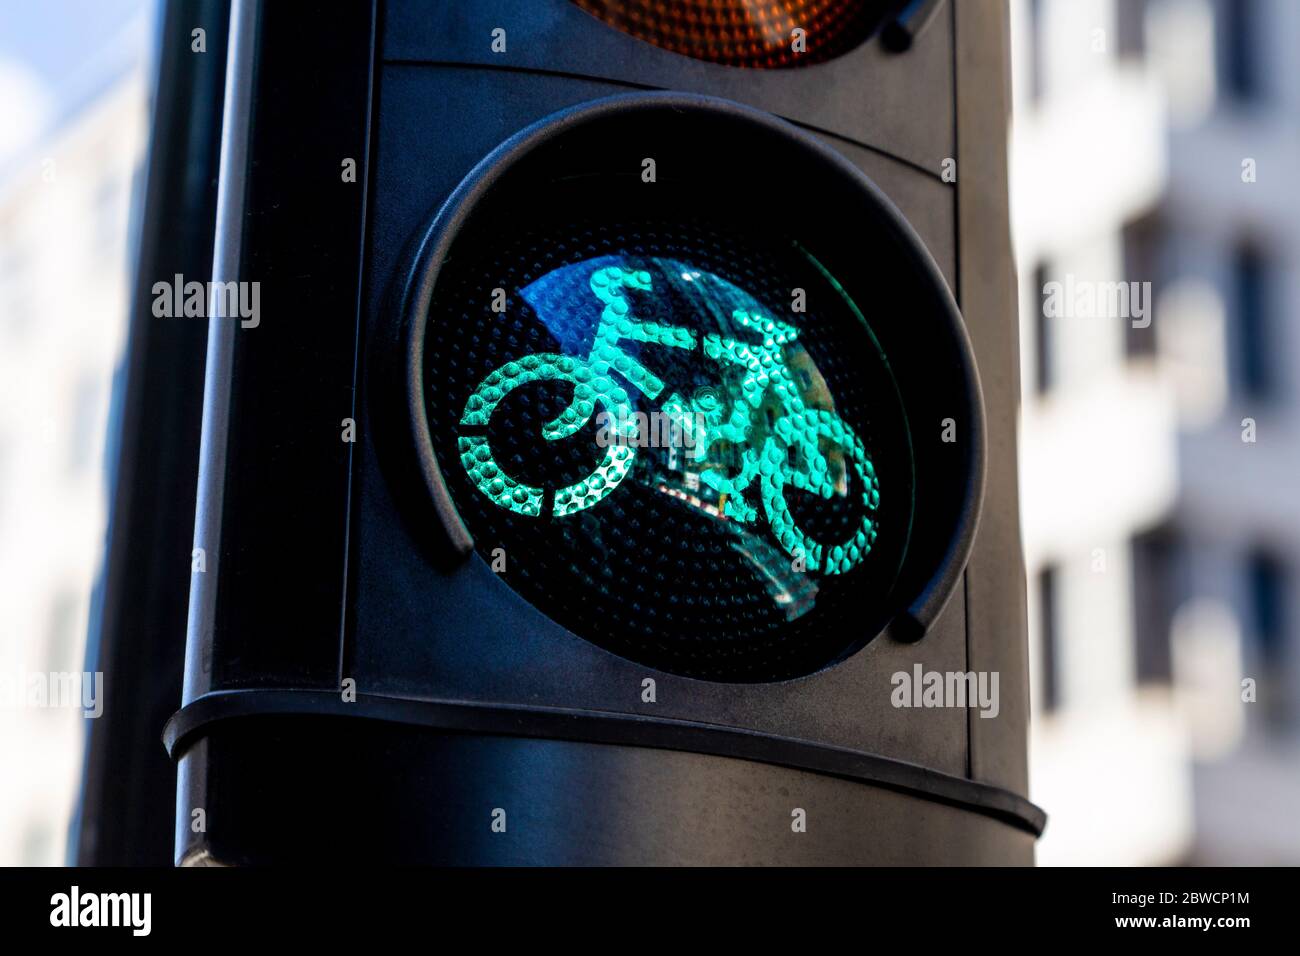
<box><xmin>164</xmin><ymin>0</ymin><xmax>1042</xmax><ymax>864</ymax></box>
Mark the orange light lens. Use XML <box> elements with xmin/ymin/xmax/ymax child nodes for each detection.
<box><xmin>572</xmin><ymin>0</ymin><xmax>888</xmax><ymax>68</ymax></box>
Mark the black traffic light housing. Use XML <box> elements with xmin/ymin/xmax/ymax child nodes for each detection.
<box><xmin>164</xmin><ymin>0</ymin><xmax>1042</xmax><ymax>864</ymax></box>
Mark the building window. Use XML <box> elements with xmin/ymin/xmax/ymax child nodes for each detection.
<box><xmin>1246</xmin><ymin>549</ymin><xmax>1285</xmax><ymax>667</ymax></box>
<box><xmin>0</xmin><ymin>241</ymin><xmax>33</xmax><ymax>340</ymax></box>
<box><xmin>1221</xmin><ymin>0</ymin><xmax>1261</xmax><ymax>102</ymax></box>
<box><xmin>45</xmin><ymin>590</ymin><xmax>82</xmax><ymax>676</ymax></box>
<box><xmin>1232</xmin><ymin>241</ymin><xmax>1274</xmax><ymax>400</ymax></box>
<box><xmin>1037</xmin><ymin>565</ymin><xmax>1061</xmax><ymax>712</ymax></box>
<box><xmin>1132</xmin><ymin>526</ymin><xmax>1176</xmax><ymax>685</ymax></box>
<box><xmin>1246</xmin><ymin>548</ymin><xmax>1289</xmax><ymax>730</ymax></box>
<box><xmin>1028</xmin><ymin>0</ymin><xmax>1046</xmax><ymax>104</ymax></box>
<box><xmin>66</xmin><ymin>373</ymin><xmax>102</xmax><ymax>477</ymax></box>
<box><xmin>1122</xmin><ymin>214</ymin><xmax>1162</xmax><ymax>359</ymax></box>
<box><xmin>1117</xmin><ymin>0</ymin><xmax>1146</xmax><ymax>59</ymax></box>
<box><xmin>22</xmin><ymin>821</ymin><xmax>55</xmax><ymax>867</ymax></box>
<box><xmin>1032</xmin><ymin>262</ymin><xmax>1056</xmax><ymax>394</ymax></box>
<box><xmin>94</xmin><ymin>174</ymin><xmax>124</xmax><ymax>256</ymax></box>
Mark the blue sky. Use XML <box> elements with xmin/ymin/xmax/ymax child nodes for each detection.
<box><xmin>0</xmin><ymin>0</ymin><xmax>155</xmax><ymax>170</ymax></box>
<box><xmin>0</xmin><ymin>0</ymin><xmax>153</xmax><ymax>104</ymax></box>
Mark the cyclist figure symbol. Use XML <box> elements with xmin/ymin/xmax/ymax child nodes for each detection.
<box><xmin>456</xmin><ymin>263</ymin><xmax>879</xmax><ymax>575</ymax></box>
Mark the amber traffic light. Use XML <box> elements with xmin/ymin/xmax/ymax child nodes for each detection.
<box><xmin>571</xmin><ymin>0</ymin><xmax>893</xmax><ymax>67</ymax></box>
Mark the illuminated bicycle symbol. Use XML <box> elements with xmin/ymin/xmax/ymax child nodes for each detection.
<box><xmin>457</xmin><ymin>264</ymin><xmax>880</xmax><ymax>575</ymax></box>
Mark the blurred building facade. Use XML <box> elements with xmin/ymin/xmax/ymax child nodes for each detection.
<box><xmin>0</xmin><ymin>65</ymin><xmax>146</xmax><ymax>864</ymax></box>
<box><xmin>1153</xmin><ymin>0</ymin><xmax>1300</xmax><ymax>865</ymax></box>
<box><xmin>1011</xmin><ymin>0</ymin><xmax>1189</xmax><ymax>866</ymax></box>
<box><xmin>1014</xmin><ymin>0</ymin><xmax>1300</xmax><ymax>865</ymax></box>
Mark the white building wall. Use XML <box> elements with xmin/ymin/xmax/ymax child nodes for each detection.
<box><xmin>0</xmin><ymin>74</ymin><xmax>146</xmax><ymax>865</ymax></box>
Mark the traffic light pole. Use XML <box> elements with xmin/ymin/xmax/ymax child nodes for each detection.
<box><xmin>74</xmin><ymin>0</ymin><xmax>230</xmax><ymax>867</ymax></box>
<box><xmin>954</xmin><ymin>0</ymin><xmax>1033</xmax><ymax>811</ymax></box>
<box><xmin>158</xmin><ymin>0</ymin><xmax>1041</xmax><ymax>865</ymax></box>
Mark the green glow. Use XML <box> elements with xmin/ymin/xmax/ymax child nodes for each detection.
<box><xmin>457</xmin><ymin>261</ymin><xmax>880</xmax><ymax>575</ymax></box>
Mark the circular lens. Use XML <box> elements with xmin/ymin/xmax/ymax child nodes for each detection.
<box><xmin>397</xmin><ymin>95</ymin><xmax>983</xmax><ymax>684</ymax></box>
<box><xmin>571</xmin><ymin>0</ymin><xmax>889</xmax><ymax>68</ymax></box>
<box><xmin>422</xmin><ymin>210</ymin><xmax>913</xmax><ymax>681</ymax></box>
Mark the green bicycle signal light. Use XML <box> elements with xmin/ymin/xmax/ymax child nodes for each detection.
<box><xmin>395</xmin><ymin>93</ymin><xmax>984</xmax><ymax>682</ymax></box>
<box><xmin>456</xmin><ymin>259</ymin><xmax>880</xmax><ymax>575</ymax></box>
